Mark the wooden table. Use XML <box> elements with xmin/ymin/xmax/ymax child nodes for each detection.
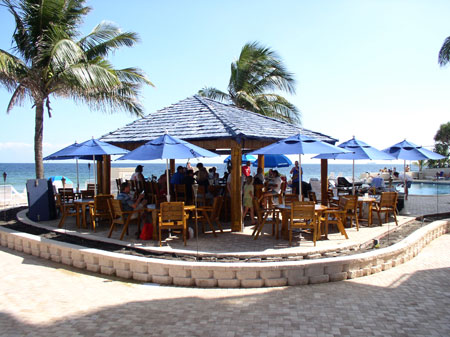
<box><xmin>146</xmin><ymin>204</ymin><xmax>196</xmax><ymax>240</ymax></box>
<box><xmin>357</xmin><ymin>196</ymin><xmax>377</xmax><ymax>226</ymax></box>
<box><xmin>276</xmin><ymin>204</ymin><xmax>328</xmax><ymax>240</ymax></box>
<box><xmin>74</xmin><ymin>198</ymin><xmax>94</xmax><ymax>228</ymax></box>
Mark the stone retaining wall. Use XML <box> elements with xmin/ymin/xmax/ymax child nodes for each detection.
<box><xmin>0</xmin><ymin>220</ymin><xmax>448</xmax><ymax>288</ymax></box>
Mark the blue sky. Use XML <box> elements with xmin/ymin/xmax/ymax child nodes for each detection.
<box><xmin>0</xmin><ymin>0</ymin><xmax>449</xmax><ymax>164</ymax></box>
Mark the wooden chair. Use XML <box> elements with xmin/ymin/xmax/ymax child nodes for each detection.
<box><xmin>323</xmin><ymin>197</ymin><xmax>352</xmax><ymax>239</ymax></box>
<box><xmin>56</xmin><ymin>194</ymin><xmax>79</xmax><ymax>228</ymax></box>
<box><xmin>107</xmin><ymin>199</ymin><xmax>143</xmax><ymax>240</ymax></box>
<box><xmin>308</xmin><ymin>191</ymin><xmax>317</xmax><ymax>203</ymax></box>
<box><xmin>252</xmin><ymin>198</ymin><xmax>280</xmax><ymax>240</ymax></box>
<box><xmin>143</xmin><ymin>181</ymin><xmax>156</xmax><ymax>204</ymax></box>
<box><xmin>87</xmin><ymin>183</ymin><xmax>96</xmax><ymax>191</ymax></box>
<box><xmin>196</xmin><ymin>196</ymin><xmax>224</xmax><ymax>236</ymax></box>
<box><xmin>327</xmin><ymin>189</ymin><xmax>338</xmax><ymax>207</ymax></box>
<box><xmin>195</xmin><ymin>185</ymin><xmax>211</xmax><ymax>206</ymax></box>
<box><xmin>284</xmin><ymin>193</ymin><xmax>301</xmax><ymax>205</ymax></box>
<box><xmin>289</xmin><ymin>201</ymin><xmax>317</xmax><ymax>246</ymax></box>
<box><xmin>173</xmin><ymin>184</ymin><xmax>187</xmax><ymax>202</ymax></box>
<box><xmin>81</xmin><ymin>189</ymin><xmax>94</xmax><ymax>199</ymax></box>
<box><xmin>152</xmin><ymin>181</ymin><xmax>165</xmax><ymax>205</ymax></box>
<box><xmin>158</xmin><ymin>202</ymin><xmax>188</xmax><ymax>247</ymax></box>
<box><xmin>58</xmin><ymin>188</ymin><xmax>75</xmax><ymax>202</ymax></box>
<box><xmin>254</xmin><ymin>184</ymin><xmax>264</xmax><ymax>202</ymax></box>
<box><xmin>115</xmin><ymin>178</ymin><xmax>122</xmax><ymax>192</ymax></box>
<box><xmin>89</xmin><ymin>194</ymin><xmax>113</xmax><ymax>231</ymax></box>
<box><xmin>328</xmin><ymin>195</ymin><xmax>359</xmax><ymax>230</ymax></box>
<box><xmin>374</xmin><ymin>192</ymin><xmax>398</xmax><ymax>226</ymax></box>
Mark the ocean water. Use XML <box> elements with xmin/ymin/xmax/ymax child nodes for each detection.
<box><xmin>0</xmin><ymin>162</ymin><xmax>406</xmax><ymax>192</ymax></box>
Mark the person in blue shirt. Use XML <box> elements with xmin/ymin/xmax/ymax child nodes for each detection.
<box><xmin>170</xmin><ymin>166</ymin><xmax>185</xmax><ymax>185</ymax></box>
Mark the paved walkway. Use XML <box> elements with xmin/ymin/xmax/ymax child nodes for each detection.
<box><xmin>0</xmin><ymin>233</ymin><xmax>449</xmax><ymax>336</ymax></box>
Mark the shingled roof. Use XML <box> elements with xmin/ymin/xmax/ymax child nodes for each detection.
<box><xmin>100</xmin><ymin>95</ymin><xmax>337</xmax><ymax>149</ymax></box>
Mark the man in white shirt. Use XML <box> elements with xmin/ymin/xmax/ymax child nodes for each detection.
<box><xmin>393</xmin><ymin>171</ymin><xmax>412</xmax><ymax>199</ymax></box>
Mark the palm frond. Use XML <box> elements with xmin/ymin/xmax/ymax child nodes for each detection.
<box><xmin>6</xmin><ymin>84</ymin><xmax>27</xmax><ymax>113</ymax></box>
<box><xmin>198</xmin><ymin>87</ymin><xmax>230</xmax><ymax>102</ymax></box>
<box><xmin>115</xmin><ymin>67</ymin><xmax>154</xmax><ymax>87</ymax></box>
<box><xmin>439</xmin><ymin>36</ymin><xmax>450</xmax><ymax>66</ymax></box>
<box><xmin>0</xmin><ymin>48</ymin><xmax>29</xmax><ymax>90</ymax></box>
<box><xmin>254</xmin><ymin>93</ymin><xmax>301</xmax><ymax>125</ymax></box>
<box><xmin>49</xmin><ymin>38</ymin><xmax>85</xmax><ymax>72</ymax></box>
<box><xmin>79</xmin><ymin>21</ymin><xmax>139</xmax><ymax>59</ymax></box>
<box><xmin>58</xmin><ymin>62</ymin><xmax>120</xmax><ymax>91</ymax></box>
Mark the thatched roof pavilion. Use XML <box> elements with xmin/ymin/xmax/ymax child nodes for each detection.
<box><xmin>99</xmin><ymin>95</ymin><xmax>337</xmax><ymax>231</ymax></box>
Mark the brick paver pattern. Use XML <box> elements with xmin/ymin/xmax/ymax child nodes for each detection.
<box><xmin>0</xmin><ymin>233</ymin><xmax>449</xmax><ymax>336</ymax></box>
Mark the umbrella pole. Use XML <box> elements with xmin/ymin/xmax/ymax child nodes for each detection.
<box><xmin>166</xmin><ymin>159</ymin><xmax>170</xmax><ymax>202</ymax></box>
<box><xmin>352</xmin><ymin>159</ymin><xmax>355</xmax><ymax>195</ymax></box>
<box><xmin>93</xmin><ymin>155</ymin><xmax>97</xmax><ymax>196</ymax></box>
<box><xmin>404</xmin><ymin>160</ymin><xmax>407</xmax><ymax>200</ymax></box>
<box><xmin>76</xmin><ymin>158</ymin><xmax>79</xmax><ymax>193</ymax></box>
<box><xmin>298</xmin><ymin>154</ymin><xmax>302</xmax><ymax>201</ymax></box>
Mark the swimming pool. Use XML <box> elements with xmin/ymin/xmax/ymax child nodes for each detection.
<box><xmin>396</xmin><ymin>182</ymin><xmax>450</xmax><ymax>195</ymax></box>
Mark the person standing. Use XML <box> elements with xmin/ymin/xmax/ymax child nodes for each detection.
<box><xmin>242</xmin><ymin>175</ymin><xmax>256</xmax><ymax>225</ymax></box>
<box><xmin>242</xmin><ymin>161</ymin><xmax>252</xmax><ymax>177</ymax></box>
<box><xmin>131</xmin><ymin>165</ymin><xmax>145</xmax><ymax>183</ymax></box>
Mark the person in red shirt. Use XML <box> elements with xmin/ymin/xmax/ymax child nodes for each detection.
<box><xmin>242</xmin><ymin>161</ymin><xmax>251</xmax><ymax>177</ymax></box>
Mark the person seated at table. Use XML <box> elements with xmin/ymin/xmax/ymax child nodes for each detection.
<box><xmin>158</xmin><ymin>172</ymin><xmax>168</xmax><ymax>199</ymax></box>
<box><xmin>183</xmin><ymin>169</ymin><xmax>195</xmax><ymax>204</ymax></box>
<box><xmin>130</xmin><ymin>165</ymin><xmax>145</xmax><ymax>183</ymax></box>
<box><xmin>264</xmin><ymin>169</ymin><xmax>274</xmax><ymax>187</ymax></box>
<box><xmin>117</xmin><ymin>182</ymin><xmax>147</xmax><ymax>216</ymax></box>
<box><xmin>261</xmin><ymin>170</ymin><xmax>282</xmax><ymax>205</ymax></box>
<box><xmin>195</xmin><ymin>163</ymin><xmax>209</xmax><ymax>187</ymax></box>
<box><xmin>253</xmin><ymin>167</ymin><xmax>264</xmax><ymax>185</ymax></box>
<box><xmin>170</xmin><ymin>166</ymin><xmax>185</xmax><ymax>185</ymax></box>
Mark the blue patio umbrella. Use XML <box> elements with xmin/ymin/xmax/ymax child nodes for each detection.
<box><xmin>314</xmin><ymin>136</ymin><xmax>394</xmax><ymax>194</ymax></box>
<box><xmin>250</xmin><ymin>133</ymin><xmax>349</xmax><ymax>199</ymax></box>
<box><xmin>44</xmin><ymin>138</ymin><xmax>129</xmax><ymax>193</ymax></box>
<box><xmin>383</xmin><ymin>139</ymin><xmax>444</xmax><ymax>161</ymax></box>
<box><xmin>49</xmin><ymin>176</ymin><xmax>73</xmax><ymax>185</ymax></box>
<box><xmin>117</xmin><ymin>133</ymin><xmax>218</xmax><ymax>201</ymax></box>
<box><xmin>251</xmin><ymin>154</ymin><xmax>292</xmax><ymax>168</ymax></box>
<box><xmin>223</xmin><ymin>154</ymin><xmax>257</xmax><ymax>164</ymax></box>
<box><xmin>383</xmin><ymin>139</ymin><xmax>444</xmax><ymax>198</ymax></box>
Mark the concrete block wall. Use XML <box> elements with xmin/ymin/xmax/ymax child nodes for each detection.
<box><xmin>0</xmin><ymin>220</ymin><xmax>448</xmax><ymax>288</ymax></box>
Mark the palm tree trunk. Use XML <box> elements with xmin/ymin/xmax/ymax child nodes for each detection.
<box><xmin>34</xmin><ymin>100</ymin><xmax>44</xmax><ymax>179</ymax></box>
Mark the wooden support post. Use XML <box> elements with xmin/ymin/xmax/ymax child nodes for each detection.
<box><xmin>231</xmin><ymin>144</ymin><xmax>242</xmax><ymax>232</ymax></box>
<box><xmin>96</xmin><ymin>159</ymin><xmax>103</xmax><ymax>194</ymax></box>
<box><xmin>170</xmin><ymin>159</ymin><xmax>175</xmax><ymax>174</ymax></box>
<box><xmin>102</xmin><ymin>155</ymin><xmax>111</xmax><ymax>194</ymax></box>
<box><xmin>321</xmin><ymin>159</ymin><xmax>328</xmax><ymax>205</ymax></box>
<box><xmin>257</xmin><ymin>155</ymin><xmax>265</xmax><ymax>172</ymax></box>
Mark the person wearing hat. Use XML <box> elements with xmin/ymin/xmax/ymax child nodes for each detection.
<box><xmin>131</xmin><ymin>165</ymin><xmax>145</xmax><ymax>183</ymax></box>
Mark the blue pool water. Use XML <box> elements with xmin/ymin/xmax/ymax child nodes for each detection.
<box><xmin>403</xmin><ymin>182</ymin><xmax>450</xmax><ymax>195</ymax></box>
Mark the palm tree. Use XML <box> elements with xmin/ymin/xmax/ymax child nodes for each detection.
<box><xmin>199</xmin><ymin>41</ymin><xmax>300</xmax><ymax>124</ymax></box>
<box><xmin>0</xmin><ymin>0</ymin><xmax>153</xmax><ymax>179</ymax></box>
<box><xmin>438</xmin><ymin>36</ymin><xmax>450</xmax><ymax>66</ymax></box>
